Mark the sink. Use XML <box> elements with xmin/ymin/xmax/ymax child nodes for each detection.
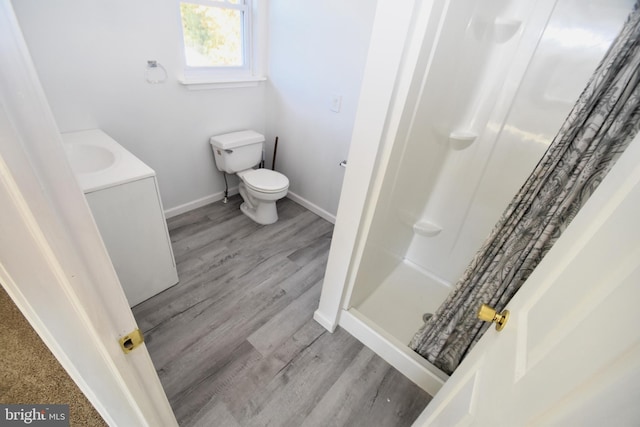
<box><xmin>62</xmin><ymin>129</ymin><xmax>154</xmax><ymax>193</ymax></box>
<box><xmin>64</xmin><ymin>144</ymin><xmax>116</xmax><ymax>174</ymax></box>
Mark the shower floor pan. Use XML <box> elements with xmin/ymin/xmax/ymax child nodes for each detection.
<box><xmin>340</xmin><ymin>260</ymin><xmax>451</xmax><ymax>394</ymax></box>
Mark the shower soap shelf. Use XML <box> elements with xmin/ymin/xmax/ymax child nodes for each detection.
<box><xmin>448</xmin><ymin>131</ymin><xmax>477</xmax><ymax>150</ymax></box>
<box><xmin>413</xmin><ymin>220</ymin><xmax>442</xmax><ymax>237</ymax></box>
<box><xmin>470</xmin><ymin>17</ymin><xmax>522</xmax><ymax>44</ymax></box>
<box><xmin>492</xmin><ymin>18</ymin><xmax>522</xmax><ymax>44</ymax></box>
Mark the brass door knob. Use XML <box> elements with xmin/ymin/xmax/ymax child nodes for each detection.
<box><xmin>477</xmin><ymin>304</ymin><xmax>509</xmax><ymax>331</ymax></box>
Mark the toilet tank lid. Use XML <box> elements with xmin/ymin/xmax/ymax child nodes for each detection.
<box><xmin>210</xmin><ymin>130</ymin><xmax>265</xmax><ymax>149</ymax></box>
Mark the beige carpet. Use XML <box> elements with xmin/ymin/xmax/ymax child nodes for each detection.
<box><xmin>0</xmin><ymin>286</ymin><xmax>107</xmax><ymax>426</ymax></box>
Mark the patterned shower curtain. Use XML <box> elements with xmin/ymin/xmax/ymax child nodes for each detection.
<box><xmin>409</xmin><ymin>2</ymin><xmax>640</xmax><ymax>375</ymax></box>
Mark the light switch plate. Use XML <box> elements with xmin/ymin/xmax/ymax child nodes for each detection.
<box><xmin>331</xmin><ymin>94</ymin><xmax>342</xmax><ymax>112</ymax></box>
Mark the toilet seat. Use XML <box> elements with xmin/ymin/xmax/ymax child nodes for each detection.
<box><xmin>239</xmin><ymin>169</ymin><xmax>289</xmax><ymax>193</ymax></box>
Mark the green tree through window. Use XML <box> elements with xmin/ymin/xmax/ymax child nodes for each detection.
<box><xmin>180</xmin><ymin>2</ymin><xmax>244</xmax><ymax>67</ymax></box>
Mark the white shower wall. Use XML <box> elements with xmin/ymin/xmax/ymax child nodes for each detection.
<box><xmin>353</xmin><ymin>0</ymin><xmax>633</xmax><ymax>300</ymax></box>
<box><xmin>405</xmin><ymin>0</ymin><xmax>633</xmax><ymax>285</ymax></box>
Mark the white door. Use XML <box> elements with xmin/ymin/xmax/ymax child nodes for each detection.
<box><xmin>413</xmin><ymin>132</ymin><xmax>640</xmax><ymax>425</ymax></box>
<box><xmin>0</xmin><ymin>2</ymin><xmax>176</xmax><ymax>425</ymax></box>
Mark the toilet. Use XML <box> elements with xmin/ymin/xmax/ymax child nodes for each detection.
<box><xmin>210</xmin><ymin>130</ymin><xmax>289</xmax><ymax>225</ymax></box>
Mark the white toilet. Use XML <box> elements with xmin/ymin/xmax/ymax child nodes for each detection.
<box><xmin>210</xmin><ymin>130</ymin><xmax>289</xmax><ymax>225</ymax></box>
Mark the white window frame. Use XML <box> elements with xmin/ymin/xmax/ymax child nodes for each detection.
<box><xmin>177</xmin><ymin>0</ymin><xmax>266</xmax><ymax>89</ymax></box>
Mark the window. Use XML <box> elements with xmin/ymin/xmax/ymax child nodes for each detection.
<box><xmin>178</xmin><ymin>0</ymin><xmax>264</xmax><ymax>86</ymax></box>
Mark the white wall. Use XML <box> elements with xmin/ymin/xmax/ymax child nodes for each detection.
<box><xmin>12</xmin><ymin>0</ymin><xmax>266</xmax><ymax>212</ymax></box>
<box><xmin>266</xmin><ymin>0</ymin><xmax>377</xmax><ymax>218</ymax></box>
<box><xmin>12</xmin><ymin>0</ymin><xmax>378</xmax><ymax>219</ymax></box>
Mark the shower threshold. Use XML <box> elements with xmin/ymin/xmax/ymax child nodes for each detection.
<box><xmin>339</xmin><ymin>260</ymin><xmax>451</xmax><ymax>395</ymax></box>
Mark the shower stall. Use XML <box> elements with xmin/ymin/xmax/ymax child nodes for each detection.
<box><xmin>315</xmin><ymin>0</ymin><xmax>632</xmax><ymax>395</ymax></box>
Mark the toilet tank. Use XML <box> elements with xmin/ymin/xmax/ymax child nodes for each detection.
<box><xmin>210</xmin><ymin>130</ymin><xmax>265</xmax><ymax>174</ymax></box>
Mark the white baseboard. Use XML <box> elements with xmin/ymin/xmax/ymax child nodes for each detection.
<box><xmin>286</xmin><ymin>191</ymin><xmax>336</xmax><ymax>224</ymax></box>
<box><xmin>313</xmin><ymin>309</ymin><xmax>338</xmax><ymax>332</ymax></box>
<box><xmin>164</xmin><ymin>188</ymin><xmax>335</xmax><ymax>222</ymax></box>
<box><xmin>164</xmin><ymin>187</ymin><xmax>239</xmax><ymax>219</ymax></box>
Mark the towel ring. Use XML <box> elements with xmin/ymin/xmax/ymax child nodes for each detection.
<box><xmin>145</xmin><ymin>60</ymin><xmax>167</xmax><ymax>84</ymax></box>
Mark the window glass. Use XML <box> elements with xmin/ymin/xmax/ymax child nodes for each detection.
<box><xmin>180</xmin><ymin>2</ymin><xmax>244</xmax><ymax>68</ymax></box>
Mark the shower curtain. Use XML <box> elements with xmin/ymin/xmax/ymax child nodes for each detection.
<box><xmin>410</xmin><ymin>2</ymin><xmax>640</xmax><ymax>375</ymax></box>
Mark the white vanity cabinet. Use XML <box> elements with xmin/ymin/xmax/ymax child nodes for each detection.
<box><xmin>63</xmin><ymin>129</ymin><xmax>178</xmax><ymax>307</ymax></box>
<box><xmin>85</xmin><ymin>176</ymin><xmax>178</xmax><ymax>306</ymax></box>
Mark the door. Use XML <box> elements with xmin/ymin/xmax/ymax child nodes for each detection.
<box><xmin>413</xmin><ymin>132</ymin><xmax>640</xmax><ymax>424</ymax></box>
<box><xmin>0</xmin><ymin>2</ymin><xmax>176</xmax><ymax>425</ymax></box>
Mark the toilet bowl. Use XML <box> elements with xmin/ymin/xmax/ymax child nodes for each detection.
<box><xmin>209</xmin><ymin>130</ymin><xmax>290</xmax><ymax>225</ymax></box>
<box><xmin>237</xmin><ymin>169</ymin><xmax>289</xmax><ymax>224</ymax></box>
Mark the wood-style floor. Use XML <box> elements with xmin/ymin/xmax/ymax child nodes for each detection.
<box><xmin>132</xmin><ymin>196</ymin><xmax>431</xmax><ymax>427</ymax></box>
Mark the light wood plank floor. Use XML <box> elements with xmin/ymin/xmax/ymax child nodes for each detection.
<box><xmin>133</xmin><ymin>196</ymin><xmax>431</xmax><ymax>426</ymax></box>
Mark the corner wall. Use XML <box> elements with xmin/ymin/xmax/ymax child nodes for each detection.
<box><xmin>266</xmin><ymin>0</ymin><xmax>377</xmax><ymax>218</ymax></box>
<box><xmin>12</xmin><ymin>0</ymin><xmax>378</xmax><ymax>218</ymax></box>
<box><xmin>12</xmin><ymin>0</ymin><xmax>265</xmax><ymax>212</ymax></box>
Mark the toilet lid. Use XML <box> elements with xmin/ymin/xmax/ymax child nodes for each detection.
<box><xmin>242</xmin><ymin>169</ymin><xmax>289</xmax><ymax>193</ymax></box>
